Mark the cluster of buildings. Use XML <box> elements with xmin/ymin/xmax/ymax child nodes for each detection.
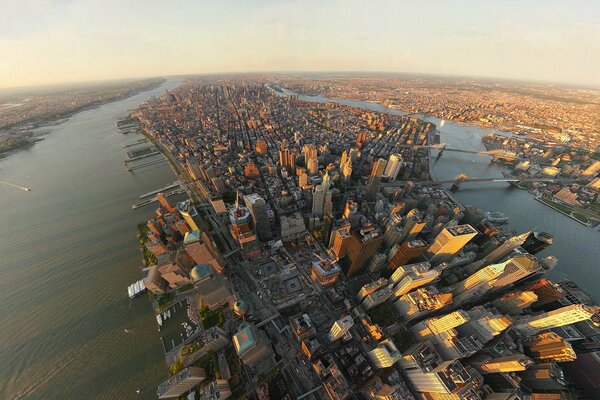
<box><xmin>280</xmin><ymin>76</ymin><xmax>600</xmax><ymax>152</ymax></box>
<box><xmin>130</xmin><ymin>79</ymin><xmax>600</xmax><ymax>400</ymax></box>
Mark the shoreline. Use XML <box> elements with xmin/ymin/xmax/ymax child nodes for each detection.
<box><xmin>534</xmin><ymin>196</ymin><xmax>595</xmax><ymax>227</ymax></box>
<box><xmin>0</xmin><ymin>79</ymin><xmax>166</xmax><ymax>161</ymax></box>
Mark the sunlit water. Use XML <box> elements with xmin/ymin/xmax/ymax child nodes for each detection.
<box><xmin>0</xmin><ymin>79</ymin><xmax>182</xmax><ymax>399</ymax></box>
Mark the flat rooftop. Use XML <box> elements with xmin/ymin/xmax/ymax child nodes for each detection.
<box><xmin>446</xmin><ymin>224</ymin><xmax>477</xmax><ymax>236</ymax></box>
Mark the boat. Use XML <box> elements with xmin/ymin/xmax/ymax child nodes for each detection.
<box><xmin>484</xmin><ymin>211</ymin><xmax>509</xmax><ymax>225</ymax></box>
<box><xmin>127</xmin><ymin>279</ymin><xmax>146</xmax><ymax>298</ymax></box>
<box><xmin>156</xmin><ymin>314</ymin><xmax>163</xmax><ymax>326</ymax></box>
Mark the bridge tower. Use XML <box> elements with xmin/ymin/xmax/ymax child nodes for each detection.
<box><xmin>450</xmin><ymin>173</ymin><xmax>469</xmax><ymax>191</ymax></box>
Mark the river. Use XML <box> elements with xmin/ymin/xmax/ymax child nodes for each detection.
<box><xmin>280</xmin><ymin>88</ymin><xmax>600</xmax><ymax>300</ymax></box>
<box><xmin>0</xmin><ymin>78</ymin><xmax>182</xmax><ymax>399</ymax></box>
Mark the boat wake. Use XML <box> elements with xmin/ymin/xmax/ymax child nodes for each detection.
<box><xmin>0</xmin><ymin>181</ymin><xmax>31</xmax><ymax>192</ymax></box>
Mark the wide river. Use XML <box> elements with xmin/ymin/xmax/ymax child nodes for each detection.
<box><xmin>0</xmin><ymin>79</ymin><xmax>182</xmax><ymax>399</ymax></box>
<box><xmin>1</xmin><ymin>81</ymin><xmax>598</xmax><ymax>399</ymax></box>
<box><xmin>280</xmin><ymin>88</ymin><xmax>600</xmax><ymax>299</ymax></box>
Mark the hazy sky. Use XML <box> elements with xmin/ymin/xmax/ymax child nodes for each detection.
<box><xmin>1</xmin><ymin>0</ymin><xmax>600</xmax><ymax>88</ymax></box>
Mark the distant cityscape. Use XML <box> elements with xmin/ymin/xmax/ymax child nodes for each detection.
<box><xmin>0</xmin><ymin>78</ymin><xmax>164</xmax><ymax>156</ymax></box>
<box><xmin>120</xmin><ymin>77</ymin><xmax>600</xmax><ymax>400</ymax></box>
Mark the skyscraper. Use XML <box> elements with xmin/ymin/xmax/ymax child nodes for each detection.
<box><xmin>514</xmin><ymin>304</ymin><xmax>598</xmax><ymax>335</ymax></box>
<box><xmin>394</xmin><ymin>286</ymin><xmax>453</xmax><ymax>322</ymax></box>
<box><xmin>365</xmin><ymin>158</ymin><xmax>387</xmax><ymax>201</ymax></box>
<box><xmin>367</xmin><ymin>339</ymin><xmax>401</xmax><ymax>368</ymax></box>
<box><xmin>425</xmin><ymin>225</ymin><xmax>477</xmax><ymax>265</ymax></box>
<box><xmin>157</xmin><ymin>367</ymin><xmax>206</xmax><ymax>399</ymax></box>
<box><xmin>426</xmin><ymin>310</ymin><xmax>471</xmax><ymax>335</ymax></box>
<box><xmin>328</xmin><ymin>315</ymin><xmax>354</xmax><ymax>342</ymax></box>
<box><xmin>233</xmin><ymin>322</ymin><xmax>273</xmax><ymax>370</ymax></box>
<box><xmin>306</xmin><ymin>157</ymin><xmax>318</xmax><ymax>175</ymax></box>
<box><xmin>383</xmin><ymin>153</ymin><xmax>402</xmax><ymax>181</ymax></box>
<box><xmin>229</xmin><ymin>202</ymin><xmax>260</xmax><ymax>258</ymax></box>
<box><xmin>157</xmin><ymin>192</ymin><xmax>176</xmax><ymax>213</ymax></box>
<box><xmin>401</xmin><ymin>217</ymin><xmax>427</xmax><ymax>241</ymax></box>
<box><xmin>312</xmin><ymin>171</ymin><xmax>332</xmax><ymax>217</ymax></box>
<box><xmin>476</xmin><ymin>354</ymin><xmax>534</xmax><ymax>373</ymax></box>
<box><xmin>342</xmin><ymin>225</ymin><xmax>383</xmax><ymax>277</ymax></box>
<box><xmin>177</xmin><ymin>199</ymin><xmax>201</xmax><ymax>231</ymax></box>
<box><xmin>521</xmin><ymin>231</ymin><xmax>554</xmax><ymax>255</ymax></box>
<box><xmin>453</xmin><ymin>255</ymin><xmax>548</xmax><ymax>305</ymax></box>
<box><xmin>524</xmin><ymin>331</ymin><xmax>577</xmax><ymax>362</ymax></box>
<box><xmin>387</xmin><ymin>239</ymin><xmax>428</xmax><ymax>270</ymax></box>
<box><xmin>493</xmin><ymin>290</ymin><xmax>538</xmax><ymax>315</ymax></box>
<box><xmin>483</xmin><ymin>231</ymin><xmax>530</xmax><ymax>263</ymax></box>
<box><xmin>244</xmin><ymin>193</ymin><xmax>272</xmax><ymax>241</ymax></box>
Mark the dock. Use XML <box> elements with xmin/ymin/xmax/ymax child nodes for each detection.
<box><xmin>132</xmin><ymin>188</ymin><xmax>185</xmax><ymax>210</ymax></box>
<box><xmin>126</xmin><ymin>157</ymin><xmax>167</xmax><ymax>171</ymax></box>
<box><xmin>139</xmin><ymin>181</ymin><xmax>182</xmax><ymax>199</ymax></box>
<box><xmin>122</xmin><ymin>138</ymin><xmax>148</xmax><ymax>148</ymax></box>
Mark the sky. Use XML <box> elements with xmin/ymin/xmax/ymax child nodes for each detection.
<box><xmin>1</xmin><ymin>0</ymin><xmax>600</xmax><ymax>89</ymax></box>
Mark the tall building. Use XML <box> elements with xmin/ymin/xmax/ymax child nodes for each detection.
<box><xmin>521</xmin><ymin>231</ymin><xmax>554</xmax><ymax>255</ymax></box>
<box><xmin>524</xmin><ymin>331</ymin><xmax>577</xmax><ymax>362</ymax></box>
<box><xmin>302</xmin><ymin>143</ymin><xmax>318</xmax><ymax>163</ymax></box>
<box><xmin>311</xmin><ymin>258</ymin><xmax>342</xmax><ymax>287</ymax></box>
<box><xmin>307</xmin><ymin>157</ymin><xmax>319</xmax><ymax>175</ymax></box>
<box><xmin>394</xmin><ymin>287</ymin><xmax>453</xmax><ymax>322</ymax></box>
<box><xmin>365</xmin><ymin>158</ymin><xmax>387</xmax><ymax>201</ymax></box>
<box><xmin>514</xmin><ymin>304</ymin><xmax>599</xmax><ymax>335</ymax></box>
<box><xmin>380</xmin><ymin>225</ymin><xmax>400</xmax><ymax>251</ymax></box>
<box><xmin>343</xmin><ymin>200</ymin><xmax>358</xmax><ymax>219</ymax></box>
<box><xmin>177</xmin><ymin>199</ymin><xmax>201</xmax><ymax>231</ymax></box>
<box><xmin>331</xmin><ymin>227</ymin><xmax>352</xmax><ymax>260</ymax></box>
<box><xmin>368</xmin><ymin>339</ymin><xmax>401</xmax><ymax>368</ymax></box>
<box><xmin>343</xmin><ymin>225</ymin><xmax>383</xmax><ymax>277</ymax></box>
<box><xmin>527</xmin><ymin>278</ymin><xmax>565</xmax><ymax>310</ymax></box>
<box><xmin>312</xmin><ymin>171</ymin><xmax>332</xmax><ymax>217</ymax></box>
<box><xmin>387</xmin><ymin>239</ymin><xmax>428</xmax><ymax>270</ymax></box>
<box><xmin>197</xmin><ymin>379</ymin><xmax>231</xmax><ymax>400</ymax></box>
<box><xmin>157</xmin><ymin>192</ymin><xmax>176</xmax><ymax>213</ymax></box>
<box><xmin>328</xmin><ymin>315</ymin><xmax>354</xmax><ymax>342</ymax></box>
<box><xmin>476</xmin><ymin>354</ymin><xmax>534</xmax><ymax>373</ymax></box>
<box><xmin>426</xmin><ymin>310</ymin><xmax>471</xmax><ymax>335</ymax></box>
<box><xmin>425</xmin><ymin>225</ymin><xmax>478</xmax><ymax>265</ymax></box>
<box><xmin>244</xmin><ymin>193</ymin><xmax>272</xmax><ymax>241</ymax></box>
<box><xmin>157</xmin><ymin>367</ymin><xmax>206</xmax><ymax>399</ymax></box>
<box><xmin>493</xmin><ymin>290</ymin><xmax>538</xmax><ymax>315</ymax></box>
<box><xmin>279</xmin><ymin>141</ymin><xmax>295</xmax><ymax>172</ymax></box>
<box><xmin>383</xmin><ymin>153</ymin><xmax>402</xmax><ymax>181</ymax></box>
<box><xmin>357</xmin><ymin>278</ymin><xmax>389</xmax><ymax>302</ymax></box>
<box><xmin>483</xmin><ymin>231</ymin><xmax>530</xmax><ymax>263</ymax></box>
<box><xmin>362</xmin><ymin>285</ymin><xmax>394</xmax><ymax>310</ymax></box>
<box><xmin>400</xmin><ymin>343</ymin><xmax>483</xmax><ymax>400</ymax></box>
<box><xmin>392</xmin><ymin>269</ymin><xmax>440</xmax><ymax>298</ymax></box>
<box><xmin>401</xmin><ymin>217</ymin><xmax>426</xmax><ymax>241</ymax></box>
<box><xmin>233</xmin><ymin>322</ymin><xmax>272</xmax><ymax>369</ymax></box>
<box><xmin>229</xmin><ymin>199</ymin><xmax>260</xmax><ymax>258</ymax></box>
<box><xmin>453</xmin><ymin>255</ymin><xmax>549</xmax><ymax>306</ymax></box>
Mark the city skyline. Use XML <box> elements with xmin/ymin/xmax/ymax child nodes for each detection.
<box><xmin>2</xmin><ymin>0</ymin><xmax>600</xmax><ymax>89</ymax></box>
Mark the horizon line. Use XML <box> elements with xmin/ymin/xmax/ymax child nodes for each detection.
<box><xmin>2</xmin><ymin>69</ymin><xmax>600</xmax><ymax>93</ymax></box>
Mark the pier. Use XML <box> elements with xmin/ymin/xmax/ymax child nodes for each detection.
<box><xmin>126</xmin><ymin>157</ymin><xmax>167</xmax><ymax>171</ymax></box>
<box><xmin>122</xmin><ymin>138</ymin><xmax>148</xmax><ymax>148</ymax></box>
<box><xmin>139</xmin><ymin>181</ymin><xmax>181</xmax><ymax>199</ymax></box>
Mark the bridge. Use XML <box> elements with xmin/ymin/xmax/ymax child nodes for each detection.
<box><xmin>381</xmin><ymin>174</ymin><xmax>574</xmax><ymax>191</ymax></box>
<box><xmin>400</xmin><ymin>143</ymin><xmax>520</xmax><ymax>162</ymax></box>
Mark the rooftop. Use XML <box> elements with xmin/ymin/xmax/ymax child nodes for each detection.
<box><xmin>233</xmin><ymin>323</ymin><xmax>256</xmax><ymax>354</ymax></box>
<box><xmin>446</xmin><ymin>224</ymin><xmax>477</xmax><ymax>236</ymax></box>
